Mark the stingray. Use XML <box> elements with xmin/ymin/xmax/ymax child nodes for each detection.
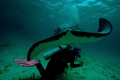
<box><xmin>27</xmin><ymin>18</ymin><xmax>112</xmax><ymax>61</ymax></box>
<box><xmin>0</xmin><ymin>44</ymin><xmax>10</xmax><ymax>48</ymax></box>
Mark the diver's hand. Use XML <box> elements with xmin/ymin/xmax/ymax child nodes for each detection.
<box><xmin>79</xmin><ymin>62</ymin><xmax>84</xmax><ymax>66</ymax></box>
<box><xmin>78</xmin><ymin>55</ymin><xmax>81</xmax><ymax>58</ymax></box>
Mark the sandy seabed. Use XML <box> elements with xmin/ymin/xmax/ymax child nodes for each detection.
<box><xmin>0</xmin><ymin>46</ymin><xmax>120</xmax><ymax>80</ymax></box>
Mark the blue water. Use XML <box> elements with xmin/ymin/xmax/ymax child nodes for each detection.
<box><xmin>0</xmin><ymin>0</ymin><xmax>120</xmax><ymax>79</ymax></box>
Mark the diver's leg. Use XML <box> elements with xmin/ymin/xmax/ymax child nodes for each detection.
<box><xmin>35</xmin><ymin>62</ymin><xmax>46</xmax><ymax>77</ymax></box>
<box><xmin>46</xmin><ymin>57</ymin><xmax>67</xmax><ymax>76</ymax></box>
<box><xmin>35</xmin><ymin>59</ymin><xmax>58</xmax><ymax>80</ymax></box>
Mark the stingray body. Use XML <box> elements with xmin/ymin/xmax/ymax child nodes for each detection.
<box><xmin>27</xmin><ymin>18</ymin><xmax>112</xmax><ymax>61</ymax></box>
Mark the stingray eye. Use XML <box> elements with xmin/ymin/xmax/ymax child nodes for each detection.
<box><xmin>77</xmin><ymin>24</ymin><xmax>80</xmax><ymax>27</ymax></box>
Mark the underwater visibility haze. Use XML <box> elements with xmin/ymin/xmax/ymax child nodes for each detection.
<box><xmin>0</xmin><ymin>0</ymin><xmax>120</xmax><ymax>80</ymax></box>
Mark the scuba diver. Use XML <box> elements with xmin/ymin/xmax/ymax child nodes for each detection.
<box><xmin>34</xmin><ymin>25</ymin><xmax>84</xmax><ymax>80</ymax></box>
<box><xmin>35</xmin><ymin>45</ymin><xmax>84</xmax><ymax>80</ymax></box>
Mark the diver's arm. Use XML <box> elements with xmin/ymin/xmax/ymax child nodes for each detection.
<box><xmin>70</xmin><ymin>60</ymin><xmax>81</xmax><ymax>68</ymax></box>
<box><xmin>77</xmin><ymin>55</ymin><xmax>81</xmax><ymax>58</ymax></box>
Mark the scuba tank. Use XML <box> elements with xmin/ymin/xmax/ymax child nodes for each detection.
<box><xmin>44</xmin><ymin>45</ymin><xmax>69</xmax><ymax>60</ymax></box>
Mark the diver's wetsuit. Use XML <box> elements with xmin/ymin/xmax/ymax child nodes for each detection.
<box><xmin>35</xmin><ymin>49</ymin><xmax>82</xmax><ymax>80</ymax></box>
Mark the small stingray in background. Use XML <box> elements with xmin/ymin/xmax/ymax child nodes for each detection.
<box><xmin>0</xmin><ymin>44</ymin><xmax>10</xmax><ymax>48</ymax></box>
<box><xmin>0</xmin><ymin>44</ymin><xmax>10</xmax><ymax>53</ymax></box>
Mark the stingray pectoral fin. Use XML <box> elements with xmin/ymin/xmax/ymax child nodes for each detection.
<box><xmin>70</xmin><ymin>18</ymin><xmax>112</xmax><ymax>43</ymax></box>
<box><xmin>27</xmin><ymin>31</ymin><xmax>68</xmax><ymax>61</ymax></box>
<box><xmin>98</xmin><ymin>18</ymin><xmax>112</xmax><ymax>34</ymax></box>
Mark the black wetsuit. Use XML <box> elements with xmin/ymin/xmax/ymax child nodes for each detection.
<box><xmin>35</xmin><ymin>49</ymin><xmax>81</xmax><ymax>80</ymax></box>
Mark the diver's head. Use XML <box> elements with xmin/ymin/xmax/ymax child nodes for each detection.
<box><xmin>73</xmin><ymin>46</ymin><xmax>81</xmax><ymax>60</ymax></box>
<box><xmin>73</xmin><ymin>46</ymin><xmax>81</xmax><ymax>55</ymax></box>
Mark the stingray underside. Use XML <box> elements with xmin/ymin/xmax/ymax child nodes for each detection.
<box><xmin>27</xmin><ymin>18</ymin><xmax>112</xmax><ymax>61</ymax></box>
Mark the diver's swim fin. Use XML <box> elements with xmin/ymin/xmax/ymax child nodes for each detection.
<box><xmin>27</xmin><ymin>18</ymin><xmax>112</xmax><ymax>61</ymax></box>
<box><xmin>14</xmin><ymin>59</ymin><xmax>40</xmax><ymax>66</ymax></box>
